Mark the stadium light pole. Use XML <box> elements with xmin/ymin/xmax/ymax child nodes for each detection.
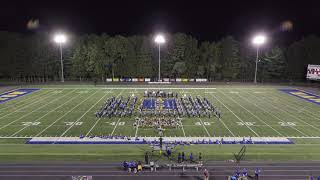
<box><xmin>154</xmin><ymin>34</ymin><xmax>165</xmax><ymax>82</ymax></box>
<box><xmin>252</xmin><ymin>34</ymin><xmax>266</xmax><ymax>84</ymax></box>
<box><xmin>54</xmin><ymin>33</ymin><xmax>67</xmax><ymax>82</ymax></box>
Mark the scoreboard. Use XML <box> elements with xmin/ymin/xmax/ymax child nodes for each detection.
<box><xmin>307</xmin><ymin>64</ymin><xmax>320</xmax><ymax>80</ymax></box>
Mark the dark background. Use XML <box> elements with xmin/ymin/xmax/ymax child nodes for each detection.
<box><xmin>1</xmin><ymin>0</ymin><xmax>319</xmax><ymax>42</ymax></box>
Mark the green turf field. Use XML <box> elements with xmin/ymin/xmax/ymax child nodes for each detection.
<box><xmin>0</xmin><ymin>85</ymin><xmax>319</xmax><ymax>138</ymax></box>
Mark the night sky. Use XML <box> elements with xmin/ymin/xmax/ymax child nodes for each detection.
<box><xmin>1</xmin><ymin>0</ymin><xmax>320</xmax><ymax>42</ymax></box>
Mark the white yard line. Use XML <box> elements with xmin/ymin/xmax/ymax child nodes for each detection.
<box><xmin>198</xmin><ymin>118</ymin><xmax>211</xmax><ymax>137</ymax></box>
<box><xmin>0</xmin><ymin>90</ymin><xmax>62</xmax><ymax>131</ymax></box>
<box><xmin>178</xmin><ymin>88</ymin><xmax>187</xmax><ymax>137</ymax></box>
<box><xmin>111</xmin><ymin>118</ymin><xmax>121</xmax><ymax>136</ymax></box>
<box><xmin>197</xmin><ymin>94</ymin><xmax>235</xmax><ymax>137</ymax></box>
<box><xmin>134</xmin><ymin>124</ymin><xmax>139</xmax><ymax>137</ymax></box>
<box><xmin>133</xmin><ymin>88</ymin><xmax>139</xmax><ymax>137</ymax></box>
<box><xmin>209</xmin><ymin>93</ymin><xmax>260</xmax><ymax>136</ymax></box>
<box><xmin>59</xmin><ymin>92</ymin><xmax>108</xmax><ymax>137</ymax></box>
<box><xmin>35</xmin><ymin>90</ymin><xmax>98</xmax><ymax>137</ymax></box>
<box><xmin>220</xmin><ymin>90</ymin><xmax>284</xmax><ymax>136</ymax></box>
<box><xmin>180</xmin><ymin>119</ymin><xmax>186</xmax><ymax>137</ymax></box>
<box><xmin>10</xmin><ymin>90</ymin><xmax>78</xmax><ymax>137</ymax></box>
<box><xmin>85</xmin><ymin>91</ymin><xmax>115</xmax><ymax>137</ymax></box>
<box><xmin>243</xmin><ymin>90</ymin><xmax>308</xmax><ymax>137</ymax></box>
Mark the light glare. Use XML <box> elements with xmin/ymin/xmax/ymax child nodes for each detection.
<box><xmin>54</xmin><ymin>34</ymin><xmax>67</xmax><ymax>44</ymax></box>
<box><xmin>252</xmin><ymin>34</ymin><xmax>266</xmax><ymax>45</ymax></box>
<box><xmin>154</xmin><ymin>34</ymin><xmax>165</xmax><ymax>44</ymax></box>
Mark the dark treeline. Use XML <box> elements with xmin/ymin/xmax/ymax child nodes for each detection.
<box><xmin>0</xmin><ymin>31</ymin><xmax>319</xmax><ymax>82</ymax></box>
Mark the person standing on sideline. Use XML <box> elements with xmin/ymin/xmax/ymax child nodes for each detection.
<box><xmin>189</xmin><ymin>153</ymin><xmax>193</xmax><ymax>162</ymax></box>
<box><xmin>178</xmin><ymin>152</ymin><xmax>182</xmax><ymax>163</ymax></box>
<box><xmin>182</xmin><ymin>152</ymin><xmax>185</xmax><ymax>162</ymax></box>
<box><xmin>203</xmin><ymin>168</ymin><xmax>209</xmax><ymax>180</ymax></box>
<box><xmin>198</xmin><ymin>152</ymin><xmax>202</xmax><ymax>164</ymax></box>
<box><xmin>144</xmin><ymin>152</ymin><xmax>149</xmax><ymax>164</ymax></box>
<box><xmin>255</xmin><ymin>168</ymin><xmax>261</xmax><ymax>179</ymax></box>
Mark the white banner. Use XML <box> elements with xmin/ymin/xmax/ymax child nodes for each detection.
<box><xmin>144</xmin><ymin>78</ymin><xmax>151</xmax><ymax>82</ymax></box>
<box><xmin>106</xmin><ymin>78</ymin><xmax>113</xmax><ymax>82</ymax></box>
<box><xmin>307</xmin><ymin>64</ymin><xmax>320</xmax><ymax>80</ymax></box>
<box><xmin>196</xmin><ymin>78</ymin><xmax>208</xmax><ymax>82</ymax></box>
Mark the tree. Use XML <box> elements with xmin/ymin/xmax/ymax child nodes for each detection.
<box><xmin>260</xmin><ymin>46</ymin><xmax>287</xmax><ymax>81</ymax></box>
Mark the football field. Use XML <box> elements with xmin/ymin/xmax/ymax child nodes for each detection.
<box><xmin>0</xmin><ymin>85</ymin><xmax>319</xmax><ymax>139</ymax></box>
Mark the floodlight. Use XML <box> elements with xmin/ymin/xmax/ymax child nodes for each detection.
<box><xmin>54</xmin><ymin>34</ymin><xmax>67</xmax><ymax>44</ymax></box>
<box><xmin>154</xmin><ymin>34</ymin><xmax>165</xmax><ymax>44</ymax></box>
<box><xmin>252</xmin><ymin>34</ymin><xmax>266</xmax><ymax>45</ymax></box>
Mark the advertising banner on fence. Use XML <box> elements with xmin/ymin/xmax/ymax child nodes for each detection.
<box><xmin>307</xmin><ymin>64</ymin><xmax>320</xmax><ymax>80</ymax></box>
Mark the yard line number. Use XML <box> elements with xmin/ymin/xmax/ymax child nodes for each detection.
<box><xmin>64</xmin><ymin>122</ymin><xmax>83</xmax><ymax>126</ymax></box>
<box><xmin>236</xmin><ymin>122</ymin><xmax>255</xmax><ymax>126</ymax></box>
<box><xmin>195</xmin><ymin>122</ymin><xmax>211</xmax><ymax>126</ymax></box>
<box><xmin>107</xmin><ymin>122</ymin><xmax>126</xmax><ymax>126</ymax></box>
<box><xmin>22</xmin><ymin>122</ymin><xmax>41</xmax><ymax>126</ymax></box>
<box><xmin>278</xmin><ymin>122</ymin><xmax>296</xmax><ymax>126</ymax></box>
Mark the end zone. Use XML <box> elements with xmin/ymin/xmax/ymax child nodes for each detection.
<box><xmin>0</xmin><ymin>88</ymin><xmax>40</xmax><ymax>104</ymax></box>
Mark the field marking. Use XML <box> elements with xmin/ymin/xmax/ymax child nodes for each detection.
<box><xmin>0</xmin><ymin>89</ymin><xmax>48</xmax><ymax>112</ymax></box>
<box><xmin>59</xmin><ymin>91</ymin><xmax>107</xmax><ymax>137</ymax></box>
<box><xmin>197</xmin><ymin>94</ymin><xmax>235</xmax><ymax>137</ymax></box>
<box><xmin>197</xmin><ymin>118</ymin><xmax>211</xmax><ymax>137</ymax></box>
<box><xmin>272</xmin><ymin>92</ymin><xmax>320</xmax><ymax>121</ymax></box>
<box><xmin>35</xmin><ymin>90</ymin><xmax>98</xmax><ymax>137</ymax></box>
<box><xmin>180</xmin><ymin>120</ymin><xmax>186</xmax><ymax>137</ymax></box>
<box><xmin>0</xmin><ymin>90</ymin><xmax>65</xmax><ymax>131</ymax></box>
<box><xmin>0</xmin><ymin>90</ymin><xmax>53</xmax><ymax>117</ymax></box>
<box><xmin>242</xmin><ymin>90</ymin><xmax>308</xmax><ymax>137</ymax></box>
<box><xmin>258</xmin><ymin>92</ymin><xmax>320</xmax><ymax>133</ymax></box>
<box><xmin>133</xmin><ymin>88</ymin><xmax>139</xmax><ymax>137</ymax></box>
<box><xmin>196</xmin><ymin>92</ymin><xmax>234</xmax><ymax>137</ymax></box>
<box><xmin>111</xmin><ymin>118</ymin><xmax>121</xmax><ymax>135</ymax></box>
<box><xmin>209</xmin><ymin>94</ymin><xmax>260</xmax><ymax>136</ymax></box>
<box><xmin>179</xmin><ymin>89</ymin><xmax>187</xmax><ymax>137</ymax></box>
<box><xmin>10</xmin><ymin>90</ymin><xmax>78</xmax><ymax>137</ymax></box>
<box><xmin>222</xmin><ymin>90</ymin><xmax>284</xmax><ymax>136</ymax></box>
<box><xmin>85</xmin><ymin>90</ymin><xmax>120</xmax><ymax>137</ymax></box>
<box><xmin>277</xmin><ymin>90</ymin><xmax>320</xmax><ymax>115</ymax></box>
